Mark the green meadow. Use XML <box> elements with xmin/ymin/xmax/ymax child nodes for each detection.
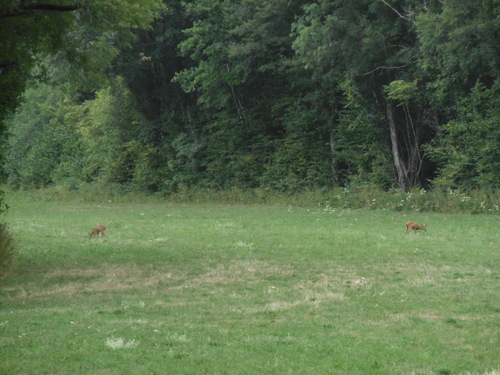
<box><xmin>1</xmin><ymin>194</ymin><xmax>499</xmax><ymax>374</ymax></box>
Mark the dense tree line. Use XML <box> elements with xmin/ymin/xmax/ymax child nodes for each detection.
<box><xmin>1</xmin><ymin>0</ymin><xmax>499</xmax><ymax>194</ymax></box>
<box><xmin>0</xmin><ymin>0</ymin><xmax>165</xmax><ymax>219</ymax></box>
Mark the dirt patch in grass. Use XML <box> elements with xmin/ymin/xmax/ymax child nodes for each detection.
<box><xmin>2</xmin><ymin>263</ymin><xmax>176</xmax><ymax>302</ymax></box>
<box><xmin>2</xmin><ymin>260</ymin><xmax>354</xmax><ymax>310</ymax></box>
<box><xmin>181</xmin><ymin>260</ymin><xmax>294</xmax><ymax>288</ymax></box>
<box><xmin>2</xmin><ymin>260</ymin><xmax>297</xmax><ymax>302</ymax></box>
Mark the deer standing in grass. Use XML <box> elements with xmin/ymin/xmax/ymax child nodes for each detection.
<box><xmin>89</xmin><ymin>224</ymin><xmax>106</xmax><ymax>238</ymax></box>
<box><xmin>405</xmin><ymin>221</ymin><xmax>426</xmax><ymax>234</ymax></box>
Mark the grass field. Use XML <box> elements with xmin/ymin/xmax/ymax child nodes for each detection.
<box><xmin>1</xmin><ymin>194</ymin><xmax>499</xmax><ymax>374</ymax></box>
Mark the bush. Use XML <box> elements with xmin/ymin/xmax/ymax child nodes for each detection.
<box><xmin>0</xmin><ymin>222</ymin><xmax>15</xmax><ymax>277</ymax></box>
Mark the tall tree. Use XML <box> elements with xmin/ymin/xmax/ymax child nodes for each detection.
<box><xmin>292</xmin><ymin>0</ymin><xmax>435</xmax><ymax>190</ymax></box>
<box><xmin>425</xmin><ymin>82</ymin><xmax>500</xmax><ymax>189</ymax></box>
<box><xmin>0</xmin><ymin>0</ymin><xmax>164</xmax><ymax>206</ymax></box>
<box><xmin>112</xmin><ymin>2</ymin><xmax>206</xmax><ymax>191</ymax></box>
<box><xmin>0</xmin><ymin>0</ymin><xmax>164</xmax><ymax>126</ymax></box>
<box><xmin>174</xmin><ymin>0</ymin><xmax>306</xmax><ymax>189</ymax></box>
<box><xmin>416</xmin><ymin>0</ymin><xmax>499</xmax><ymax>109</ymax></box>
<box><xmin>3</xmin><ymin>0</ymin><xmax>498</xmax><ymax>193</ymax></box>
<box><xmin>416</xmin><ymin>0</ymin><xmax>500</xmax><ymax>189</ymax></box>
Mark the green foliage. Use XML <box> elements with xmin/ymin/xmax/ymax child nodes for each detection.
<box><xmin>384</xmin><ymin>80</ymin><xmax>418</xmax><ymax>106</ymax></box>
<box><xmin>426</xmin><ymin>83</ymin><xmax>500</xmax><ymax>189</ymax></box>
<box><xmin>79</xmin><ymin>79</ymin><xmax>142</xmax><ymax>184</ymax></box>
<box><xmin>2</xmin><ymin>0</ymin><xmax>500</xmax><ymax>195</ymax></box>
<box><xmin>416</xmin><ymin>0</ymin><xmax>499</xmax><ymax>107</ymax></box>
<box><xmin>0</xmin><ymin>222</ymin><xmax>15</xmax><ymax>277</ymax></box>
<box><xmin>336</xmin><ymin>80</ymin><xmax>393</xmax><ymax>188</ymax></box>
<box><xmin>0</xmin><ymin>1</ymin><xmax>75</xmax><ymax>126</ymax></box>
<box><xmin>0</xmin><ymin>0</ymin><xmax>165</xmax><ymax>225</ymax></box>
<box><xmin>290</xmin><ymin>0</ymin><xmax>430</xmax><ymax>190</ymax></box>
<box><xmin>3</xmin><ymin>77</ymin><xmax>161</xmax><ymax>191</ymax></box>
<box><xmin>0</xmin><ymin>0</ymin><xmax>164</xmax><ymax>126</ymax></box>
<box><xmin>4</xmin><ymin>183</ymin><xmax>498</xmax><ymax>215</ymax></box>
<box><xmin>173</xmin><ymin>0</ymin><xmax>307</xmax><ymax>190</ymax></box>
<box><xmin>262</xmin><ymin>139</ymin><xmax>328</xmax><ymax>192</ymax></box>
<box><xmin>3</xmin><ymin>82</ymin><xmax>81</xmax><ymax>188</ymax></box>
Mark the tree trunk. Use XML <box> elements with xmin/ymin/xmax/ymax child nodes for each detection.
<box><xmin>226</xmin><ymin>64</ymin><xmax>249</xmax><ymax>127</ymax></box>
<box><xmin>385</xmin><ymin>98</ymin><xmax>409</xmax><ymax>190</ymax></box>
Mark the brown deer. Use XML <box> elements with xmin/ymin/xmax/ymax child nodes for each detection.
<box><xmin>405</xmin><ymin>221</ymin><xmax>426</xmax><ymax>234</ymax></box>
<box><xmin>89</xmin><ymin>224</ymin><xmax>106</xmax><ymax>238</ymax></box>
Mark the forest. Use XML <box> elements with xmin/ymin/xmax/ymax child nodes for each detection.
<box><xmin>1</xmin><ymin>0</ymin><xmax>499</xmax><ymax>196</ymax></box>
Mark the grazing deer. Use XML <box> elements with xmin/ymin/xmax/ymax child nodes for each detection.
<box><xmin>405</xmin><ymin>221</ymin><xmax>426</xmax><ymax>234</ymax></box>
<box><xmin>89</xmin><ymin>224</ymin><xmax>106</xmax><ymax>238</ymax></box>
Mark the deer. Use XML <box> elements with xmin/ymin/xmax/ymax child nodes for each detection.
<box><xmin>405</xmin><ymin>221</ymin><xmax>426</xmax><ymax>234</ymax></box>
<box><xmin>89</xmin><ymin>224</ymin><xmax>106</xmax><ymax>238</ymax></box>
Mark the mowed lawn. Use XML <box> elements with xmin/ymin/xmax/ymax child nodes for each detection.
<box><xmin>1</xmin><ymin>197</ymin><xmax>499</xmax><ymax>374</ymax></box>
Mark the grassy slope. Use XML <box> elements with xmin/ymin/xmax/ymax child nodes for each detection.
<box><xmin>1</xmin><ymin>197</ymin><xmax>499</xmax><ymax>374</ymax></box>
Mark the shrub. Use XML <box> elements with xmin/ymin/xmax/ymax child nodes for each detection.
<box><xmin>0</xmin><ymin>222</ymin><xmax>15</xmax><ymax>277</ymax></box>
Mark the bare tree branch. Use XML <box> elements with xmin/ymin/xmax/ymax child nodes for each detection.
<box><xmin>363</xmin><ymin>64</ymin><xmax>410</xmax><ymax>76</ymax></box>
<box><xmin>378</xmin><ymin>0</ymin><xmax>412</xmax><ymax>22</ymax></box>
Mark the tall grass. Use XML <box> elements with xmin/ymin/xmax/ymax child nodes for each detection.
<box><xmin>4</xmin><ymin>185</ymin><xmax>498</xmax><ymax>214</ymax></box>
